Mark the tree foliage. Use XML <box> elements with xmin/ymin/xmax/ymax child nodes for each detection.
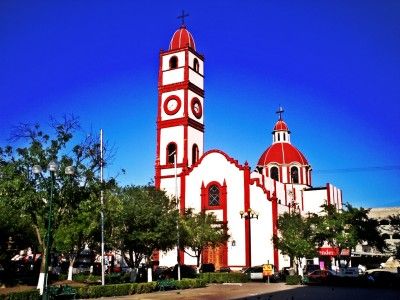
<box><xmin>106</xmin><ymin>185</ymin><xmax>178</xmax><ymax>268</ymax></box>
<box><xmin>0</xmin><ymin>116</ymin><xmax>113</xmax><ymax>276</ymax></box>
<box><xmin>273</xmin><ymin>211</ymin><xmax>318</xmax><ymax>273</ymax></box>
<box><xmin>180</xmin><ymin>209</ymin><xmax>230</xmax><ymax>267</ymax></box>
<box><xmin>315</xmin><ymin>203</ymin><xmax>386</xmax><ymax>265</ymax></box>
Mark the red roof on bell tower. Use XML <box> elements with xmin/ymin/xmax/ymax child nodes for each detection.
<box><xmin>169</xmin><ymin>25</ymin><xmax>196</xmax><ymax>50</ymax></box>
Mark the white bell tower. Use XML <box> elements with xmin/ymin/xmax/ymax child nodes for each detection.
<box><xmin>155</xmin><ymin>20</ymin><xmax>205</xmax><ymax>194</ymax></box>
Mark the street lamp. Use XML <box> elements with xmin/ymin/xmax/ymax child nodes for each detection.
<box><xmin>33</xmin><ymin>161</ymin><xmax>74</xmax><ymax>299</ymax></box>
<box><xmin>169</xmin><ymin>149</ymin><xmax>181</xmax><ymax>281</ymax></box>
<box><xmin>240</xmin><ymin>208</ymin><xmax>259</xmax><ymax>267</ymax></box>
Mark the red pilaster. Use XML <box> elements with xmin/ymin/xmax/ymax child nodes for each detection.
<box><xmin>272</xmin><ymin>194</ymin><xmax>279</xmax><ymax>270</ymax></box>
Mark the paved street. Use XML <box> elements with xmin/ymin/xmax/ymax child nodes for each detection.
<box><xmin>108</xmin><ymin>282</ymin><xmax>400</xmax><ymax>300</ymax></box>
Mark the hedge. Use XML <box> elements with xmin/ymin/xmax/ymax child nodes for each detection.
<box><xmin>0</xmin><ymin>279</ymin><xmax>207</xmax><ymax>299</ymax></box>
<box><xmin>286</xmin><ymin>275</ymin><xmax>302</xmax><ymax>285</ymax></box>
<box><xmin>198</xmin><ymin>272</ymin><xmax>249</xmax><ymax>283</ymax></box>
<box><xmin>0</xmin><ymin>290</ymin><xmax>40</xmax><ymax>300</ymax></box>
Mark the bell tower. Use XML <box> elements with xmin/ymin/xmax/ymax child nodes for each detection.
<box><xmin>155</xmin><ymin>20</ymin><xmax>205</xmax><ymax>192</ymax></box>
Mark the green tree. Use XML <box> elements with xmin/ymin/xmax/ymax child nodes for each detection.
<box><xmin>180</xmin><ymin>209</ymin><xmax>230</xmax><ymax>268</ymax></box>
<box><xmin>315</xmin><ymin>203</ymin><xmax>386</xmax><ymax>267</ymax></box>
<box><xmin>273</xmin><ymin>211</ymin><xmax>319</xmax><ymax>274</ymax></box>
<box><xmin>0</xmin><ymin>117</ymin><xmax>110</xmax><ymax>288</ymax></box>
<box><xmin>107</xmin><ymin>185</ymin><xmax>178</xmax><ymax>269</ymax></box>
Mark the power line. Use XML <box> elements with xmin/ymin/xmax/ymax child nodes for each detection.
<box><xmin>314</xmin><ymin>165</ymin><xmax>400</xmax><ymax>174</ymax></box>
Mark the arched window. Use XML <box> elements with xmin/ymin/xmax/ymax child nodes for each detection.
<box><xmin>193</xmin><ymin>58</ymin><xmax>199</xmax><ymax>72</ymax></box>
<box><xmin>283</xmin><ymin>133</ymin><xmax>286</xmax><ymax>141</ymax></box>
<box><xmin>208</xmin><ymin>185</ymin><xmax>220</xmax><ymax>206</ymax></box>
<box><xmin>169</xmin><ymin>56</ymin><xmax>178</xmax><ymax>69</ymax></box>
<box><xmin>291</xmin><ymin>166</ymin><xmax>299</xmax><ymax>183</ymax></box>
<box><xmin>277</xmin><ymin>133</ymin><xmax>280</xmax><ymax>141</ymax></box>
<box><xmin>270</xmin><ymin>166</ymin><xmax>279</xmax><ymax>181</ymax></box>
<box><xmin>167</xmin><ymin>143</ymin><xmax>177</xmax><ymax>164</ymax></box>
<box><xmin>192</xmin><ymin>144</ymin><xmax>199</xmax><ymax>164</ymax></box>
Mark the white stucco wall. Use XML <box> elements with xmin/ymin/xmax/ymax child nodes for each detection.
<box><xmin>184</xmin><ymin>151</ymin><xmax>246</xmax><ymax>267</ymax></box>
<box><xmin>188</xmin><ymin>90</ymin><xmax>204</xmax><ymax>123</ymax></box>
<box><xmin>249</xmin><ymin>184</ymin><xmax>274</xmax><ymax>266</ymax></box>
<box><xmin>302</xmin><ymin>188</ymin><xmax>327</xmax><ymax>214</ymax></box>
<box><xmin>187</xmin><ymin>127</ymin><xmax>204</xmax><ymax>166</ymax></box>
<box><xmin>188</xmin><ymin>52</ymin><xmax>204</xmax><ymax>74</ymax></box>
<box><xmin>161</xmin><ymin>90</ymin><xmax>185</xmax><ymax>120</ymax></box>
<box><xmin>189</xmin><ymin>69</ymin><xmax>204</xmax><ymax>89</ymax></box>
<box><xmin>159</xmin><ymin>126</ymin><xmax>184</xmax><ymax>165</ymax></box>
<box><xmin>162</xmin><ymin>51</ymin><xmax>185</xmax><ymax>70</ymax></box>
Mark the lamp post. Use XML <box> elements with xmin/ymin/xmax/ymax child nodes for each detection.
<box><xmin>33</xmin><ymin>161</ymin><xmax>74</xmax><ymax>299</ymax></box>
<box><xmin>240</xmin><ymin>208</ymin><xmax>258</xmax><ymax>267</ymax></box>
<box><xmin>169</xmin><ymin>150</ymin><xmax>181</xmax><ymax>281</ymax></box>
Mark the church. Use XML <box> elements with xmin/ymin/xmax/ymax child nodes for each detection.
<box><xmin>154</xmin><ymin>23</ymin><xmax>343</xmax><ymax>271</ymax></box>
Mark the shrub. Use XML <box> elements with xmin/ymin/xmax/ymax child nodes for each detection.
<box><xmin>175</xmin><ymin>279</ymin><xmax>206</xmax><ymax>289</ymax></box>
<box><xmin>286</xmin><ymin>275</ymin><xmax>302</xmax><ymax>285</ymax></box>
<box><xmin>0</xmin><ymin>289</ymin><xmax>40</xmax><ymax>300</ymax></box>
<box><xmin>198</xmin><ymin>272</ymin><xmax>248</xmax><ymax>283</ymax></box>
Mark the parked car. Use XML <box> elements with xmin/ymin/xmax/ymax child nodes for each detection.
<box><xmin>199</xmin><ymin>263</ymin><xmax>215</xmax><ymax>273</ymax></box>
<box><xmin>154</xmin><ymin>266</ymin><xmax>173</xmax><ymax>280</ymax></box>
<box><xmin>303</xmin><ymin>269</ymin><xmax>338</xmax><ymax>285</ymax></box>
<box><xmin>242</xmin><ymin>265</ymin><xmax>280</xmax><ymax>282</ymax></box>
<box><xmin>363</xmin><ymin>269</ymin><xmax>400</xmax><ymax>288</ymax></box>
<box><xmin>303</xmin><ymin>264</ymin><xmax>320</xmax><ymax>275</ymax></box>
<box><xmin>172</xmin><ymin>264</ymin><xmax>197</xmax><ymax>279</ymax></box>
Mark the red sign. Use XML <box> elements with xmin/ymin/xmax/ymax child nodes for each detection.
<box><xmin>318</xmin><ymin>247</ymin><xmax>350</xmax><ymax>256</ymax></box>
<box><xmin>318</xmin><ymin>247</ymin><xmax>339</xmax><ymax>256</ymax></box>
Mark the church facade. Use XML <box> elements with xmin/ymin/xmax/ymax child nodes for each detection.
<box><xmin>155</xmin><ymin>25</ymin><xmax>343</xmax><ymax>270</ymax></box>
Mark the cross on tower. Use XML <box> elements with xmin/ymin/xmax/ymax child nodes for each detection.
<box><xmin>177</xmin><ymin>10</ymin><xmax>189</xmax><ymax>26</ymax></box>
<box><xmin>276</xmin><ymin>106</ymin><xmax>284</xmax><ymax>120</ymax></box>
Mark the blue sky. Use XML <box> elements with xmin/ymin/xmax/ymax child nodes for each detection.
<box><xmin>1</xmin><ymin>1</ymin><xmax>399</xmax><ymax>208</ymax></box>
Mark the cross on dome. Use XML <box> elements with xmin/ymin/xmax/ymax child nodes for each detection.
<box><xmin>276</xmin><ymin>106</ymin><xmax>284</xmax><ymax>120</ymax></box>
<box><xmin>177</xmin><ymin>10</ymin><xmax>189</xmax><ymax>27</ymax></box>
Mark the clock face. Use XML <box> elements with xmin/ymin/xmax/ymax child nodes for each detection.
<box><xmin>191</xmin><ymin>97</ymin><xmax>203</xmax><ymax>119</ymax></box>
<box><xmin>164</xmin><ymin>95</ymin><xmax>181</xmax><ymax>115</ymax></box>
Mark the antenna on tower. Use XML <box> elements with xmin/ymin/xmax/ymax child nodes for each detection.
<box><xmin>276</xmin><ymin>106</ymin><xmax>284</xmax><ymax>120</ymax></box>
<box><xmin>177</xmin><ymin>10</ymin><xmax>189</xmax><ymax>27</ymax></box>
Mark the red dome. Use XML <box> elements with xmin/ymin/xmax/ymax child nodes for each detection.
<box><xmin>274</xmin><ymin>120</ymin><xmax>289</xmax><ymax>131</ymax></box>
<box><xmin>169</xmin><ymin>26</ymin><xmax>196</xmax><ymax>50</ymax></box>
<box><xmin>258</xmin><ymin>143</ymin><xmax>308</xmax><ymax>166</ymax></box>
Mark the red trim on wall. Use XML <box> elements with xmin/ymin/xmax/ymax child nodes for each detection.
<box><xmin>160</xmin><ymin>46</ymin><xmax>204</xmax><ymax>61</ymax></box>
<box><xmin>155</xmin><ymin>51</ymin><xmax>163</xmax><ymax>188</ymax></box>
<box><xmin>284</xmin><ymin>184</ymin><xmax>287</xmax><ymax>206</ymax></box>
<box><xmin>158</xmin><ymin>118</ymin><xmax>205</xmax><ymax>132</ymax></box>
<box><xmin>184</xmin><ymin>149</ymin><xmax>247</xmax><ymax>177</ymax></box>
<box><xmin>163</xmin><ymin>95</ymin><xmax>182</xmax><ymax>115</ymax></box>
<box><xmin>327</xmin><ymin>183</ymin><xmax>331</xmax><ymax>205</ymax></box>
<box><xmin>271</xmin><ymin>194</ymin><xmax>279</xmax><ymax>270</ymax></box>
<box><xmin>190</xmin><ymin>97</ymin><xmax>203</xmax><ymax>119</ymax></box>
<box><xmin>299</xmin><ymin>166</ymin><xmax>303</xmax><ymax>184</ymax></box>
<box><xmin>159</xmin><ymin>82</ymin><xmax>204</xmax><ymax>98</ymax></box>
<box><xmin>279</xmin><ymin>166</ymin><xmax>283</xmax><ymax>182</ymax></box>
<box><xmin>286</xmin><ymin>166</ymin><xmax>290</xmax><ymax>183</ymax></box>
<box><xmin>200</xmin><ymin>180</ymin><xmax>228</xmax><ymax>267</ymax></box>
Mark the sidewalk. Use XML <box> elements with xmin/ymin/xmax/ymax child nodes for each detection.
<box><xmin>109</xmin><ymin>282</ymin><xmax>296</xmax><ymax>300</ymax></box>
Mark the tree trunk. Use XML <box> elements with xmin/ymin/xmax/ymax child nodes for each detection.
<box><xmin>37</xmin><ymin>246</ymin><xmax>47</xmax><ymax>294</ymax></box>
<box><xmin>196</xmin><ymin>249</ymin><xmax>201</xmax><ymax>268</ymax></box>
<box><xmin>33</xmin><ymin>224</ymin><xmax>45</xmax><ymax>292</ymax></box>
<box><xmin>67</xmin><ymin>256</ymin><xmax>76</xmax><ymax>281</ymax></box>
